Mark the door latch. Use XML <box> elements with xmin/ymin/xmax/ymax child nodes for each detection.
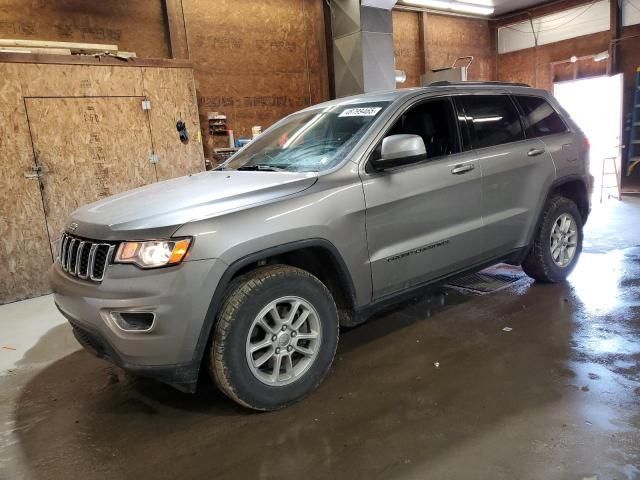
<box><xmin>24</xmin><ymin>164</ymin><xmax>48</xmax><ymax>179</ymax></box>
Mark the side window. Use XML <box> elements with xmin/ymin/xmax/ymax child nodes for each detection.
<box><xmin>386</xmin><ymin>98</ymin><xmax>459</xmax><ymax>159</ymax></box>
<box><xmin>461</xmin><ymin>95</ymin><xmax>524</xmax><ymax>149</ymax></box>
<box><xmin>515</xmin><ymin>95</ymin><xmax>568</xmax><ymax>137</ymax></box>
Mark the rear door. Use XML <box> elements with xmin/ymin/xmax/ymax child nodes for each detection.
<box><xmin>456</xmin><ymin>94</ymin><xmax>555</xmax><ymax>258</ymax></box>
<box><xmin>362</xmin><ymin>96</ymin><xmax>484</xmax><ymax>299</ymax></box>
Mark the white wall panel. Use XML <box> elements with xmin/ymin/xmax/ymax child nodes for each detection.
<box><xmin>623</xmin><ymin>0</ymin><xmax>640</xmax><ymax>26</ymax></box>
<box><xmin>499</xmin><ymin>0</ymin><xmax>610</xmax><ymax>54</ymax></box>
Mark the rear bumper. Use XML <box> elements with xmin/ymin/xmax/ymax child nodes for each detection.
<box><xmin>50</xmin><ymin>258</ymin><xmax>226</xmax><ymax>392</ymax></box>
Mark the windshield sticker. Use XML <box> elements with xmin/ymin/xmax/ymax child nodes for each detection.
<box><xmin>338</xmin><ymin>107</ymin><xmax>382</xmax><ymax>117</ymax></box>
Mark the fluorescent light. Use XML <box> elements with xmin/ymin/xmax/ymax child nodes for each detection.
<box><xmin>462</xmin><ymin>0</ymin><xmax>494</xmax><ymax>5</ymax></box>
<box><xmin>361</xmin><ymin>0</ymin><xmax>398</xmax><ymax>9</ymax></box>
<box><xmin>402</xmin><ymin>0</ymin><xmax>494</xmax><ymax>15</ymax></box>
<box><xmin>593</xmin><ymin>51</ymin><xmax>609</xmax><ymax>62</ymax></box>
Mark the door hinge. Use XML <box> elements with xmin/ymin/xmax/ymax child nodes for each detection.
<box><xmin>149</xmin><ymin>153</ymin><xmax>159</xmax><ymax>164</ymax></box>
<box><xmin>142</xmin><ymin>100</ymin><xmax>151</xmax><ymax>111</ymax></box>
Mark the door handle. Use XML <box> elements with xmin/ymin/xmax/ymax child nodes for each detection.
<box><xmin>451</xmin><ymin>163</ymin><xmax>475</xmax><ymax>175</ymax></box>
<box><xmin>527</xmin><ymin>148</ymin><xmax>546</xmax><ymax>157</ymax></box>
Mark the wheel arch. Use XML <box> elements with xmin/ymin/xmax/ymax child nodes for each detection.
<box><xmin>191</xmin><ymin>238</ymin><xmax>358</xmax><ymax>368</ymax></box>
<box><xmin>518</xmin><ymin>175</ymin><xmax>590</xmax><ymax>264</ymax></box>
<box><xmin>548</xmin><ymin>176</ymin><xmax>590</xmax><ymax>223</ymax></box>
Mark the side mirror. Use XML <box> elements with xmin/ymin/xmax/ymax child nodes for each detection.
<box><xmin>371</xmin><ymin>134</ymin><xmax>427</xmax><ymax>171</ymax></box>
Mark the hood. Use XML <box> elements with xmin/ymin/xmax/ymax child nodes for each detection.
<box><xmin>68</xmin><ymin>170</ymin><xmax>317</xmax><ymax>240</ymax></box>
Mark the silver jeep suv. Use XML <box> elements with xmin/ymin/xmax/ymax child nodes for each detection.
<box><xmin>51</xmin><ymin>82</ymin><xmax>591</xmax><ymax>410</ymax></box>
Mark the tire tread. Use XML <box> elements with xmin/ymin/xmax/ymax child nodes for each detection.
<box><xmin>211</xmin><ymin>265</ymin><xmax>338</xmax><ymax>410</ymax></box>
<box><xmin>522</xmin><ymin>195</ymin><xmax>582</xmax><ymax>283</ymax></box>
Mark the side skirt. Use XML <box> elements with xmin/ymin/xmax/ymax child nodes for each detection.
<box><xmin>351</xmin><ymin>247</ymin><xmax>527</xmax><ymax>325</ymax></box>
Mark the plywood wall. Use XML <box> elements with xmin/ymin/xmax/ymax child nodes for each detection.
<box><xmin>422</xmin><ymin>13</ymin><xmax>496</xmax><ymax>81</ymax></box>
<box><xmin>0</xmin><ymin>63</ymin><xmax>53</xmax><ymax>303</ymax></box>
<box><xmin>390</xmin><ymin>10</ymin><xmax>496</xmax><ymax>86</ymax></box>
<box><xmin>0</xmin><ymin>0</ymin><xmax>331</xmax><ymax>159</ymax></box>
<box><xmin>182</xmin><ymin>0</ymin><xmax>330</xmax><ymax>157</ymax></box>
<box><xmin>142</xmin><ymin>67</ymin><xmax>204</xmax><ymax>181</ymax></box>
<box><xmin>0</xmin><ymin>0</ymin><xmax>170</xmax><ymax>58</ymax></box>
<box><xmin>393</xmin><ymin>10</ymin><xmax>423</xmax><ymax>88</ymax></box>
<box><xmin>497</xmin><ymin>30</ymin><xmax>610</xmax><ymax>91</ymax></box>
<box><xmin>0</xmin><ymin>60</ymin><xmax>204</xmax><ymax>304</ymax></box>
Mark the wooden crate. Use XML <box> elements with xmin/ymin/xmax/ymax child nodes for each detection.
<box><xmin>0</xmin><ymin>55</ymin><xmax>204</xmax><ymax>304</ymax></box>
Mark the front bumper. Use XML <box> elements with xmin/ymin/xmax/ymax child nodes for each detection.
<box><xmin>50</xmin><ymin>258</ymin><xmax>225</xmax><ymax>392</ymax></box>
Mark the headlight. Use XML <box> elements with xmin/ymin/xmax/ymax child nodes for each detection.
<box><xmin>114</xmin><ymin>238</ymin><xmax>192</xmax><ymax>269</ymax></box>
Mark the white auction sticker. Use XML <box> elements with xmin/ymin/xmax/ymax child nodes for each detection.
<box><xmin>339</xmin><ymin>107</ymin><xmax>382</xmax><ymax>117</ymax></box>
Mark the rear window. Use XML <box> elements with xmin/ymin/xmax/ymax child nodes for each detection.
<box><xmin>515</xmin><ymin>95</ymin><xmax>568</xmax><ymax>138</ymax></box>
<box><xmin>460</xmin><ymin>95</ymin><xmax>524</xmax><ymax>149</ymax></box>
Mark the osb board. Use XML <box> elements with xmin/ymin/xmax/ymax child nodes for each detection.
<box><xmin>0</xmin><ymin>0</ymin><xmax>170</xmax><ymax>58</ymax></box>
<box><xmin>423</xmin><ymin>13</ymin><xmax>495</xmax><ymax>81</ymax></box>
<box><xmin>0</xmin><ymin>63</ymin><xmax>53</xmax><ymax>304</ymax></box>
<box><xmin>497</xmin><ymin>30</ymin><xmax>610</xmax><ymax>91</ymax></box>
<box><xmin>24</xmin><ymin>97</ymin><xmax>158</xmax><ymax>252</ymax></box>
<box><xmin>142</xmin><ymin>67</ymin><xmax>206</xmax><ymax>181</ymax></box>
<box><xmin>393</xmin><ymin>10</ymin><xmax>422</xmax><ymax>88</ymax></box>
<box><xmin>18</xmin><ymin>64</ymin><xmax>144</xmax><ymax>97</ymax></box>
<box><xmin>182</xmin><ymin>0</ymin><xmax>330</xmax><ymax>157</ymax></box>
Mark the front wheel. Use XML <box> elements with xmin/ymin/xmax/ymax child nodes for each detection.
<box><xmin>522</xmin><ymin>195</ymin><xmax>583</xmax><ymax>283</ymax></box>
<box><xmin>209</xmin><ymin>265</ymin><xmax>339</xmax><ymax>411</ymax></box>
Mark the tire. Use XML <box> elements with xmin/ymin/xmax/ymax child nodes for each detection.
<box><xmin>209</xmin><ymin>265</ymin><xmax>339</xmax><ymax>411</ymax></box>
<box><xmin>522</xmin><ymin>195</ymin><xmax>583</xmax><ymax>283</ymax></box>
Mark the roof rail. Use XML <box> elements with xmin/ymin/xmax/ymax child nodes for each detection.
<box><xmin>428</xmin><ymin>80</ymin><xmax>531</xmax><ymax>88</ymax></box>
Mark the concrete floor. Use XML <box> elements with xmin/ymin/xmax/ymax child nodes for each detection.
<box><xmin>1</xmin><ymin>197</ymin><xmax>639</xmax><ymax>480</ymax></box>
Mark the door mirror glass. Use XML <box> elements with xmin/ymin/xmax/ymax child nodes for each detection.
<box><xmin>372</xmin><ymin>134</ymin><xmax>427</xmax><ymax>170</ymax></box>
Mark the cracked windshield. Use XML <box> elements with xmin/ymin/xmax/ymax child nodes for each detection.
<box><xmin>221</xmin><ymin>101</ymin><xmax>390</xmax><ymax>172</ymax></box>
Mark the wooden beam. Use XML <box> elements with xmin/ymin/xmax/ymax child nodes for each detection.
<box><xmin>417</xmin><ymin>11</ymin><xmax>427</xmax><ymax>77</ymax></box>
<box><xmin>164</xmin><ymin>0</ymin><xmax>189</xmax><ymax>59</ymax></box>
<box><xmin>0</xmin><ymin>47</ymin><xmax>72</xmax><ymax>55</ymax></box>
<box><xmin>609</xmin><ymin>0</ymin><xmax>621</xmax><ymax>75</ymax></box>
<box><xmin>0</xmin><ymin>51</ymin><xmax>193</xmax><ymax>68</ymax></box>
<box><xmin>0</xmin><ymin>39</ymin><xmax>118</xmax><ymax>53</ymax></box>
<box><xmin>420</xmin><ymin>12</ymin><xmax>430</xmax><ymax>75</ymax></box>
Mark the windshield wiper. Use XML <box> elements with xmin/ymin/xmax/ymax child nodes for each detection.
<box><xmin>237</xmin><ymin>164</ymin><xmax>287</xmax><ymax>172</ymax></box>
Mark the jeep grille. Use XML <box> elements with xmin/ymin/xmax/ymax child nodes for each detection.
<box><xmin>59</xmin><ymin>233</ymin><xmax>115</xmax><ymax>282</ymax></box>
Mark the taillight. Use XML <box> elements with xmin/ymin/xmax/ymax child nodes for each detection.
<box><xmin>583</xmin><ymin>135</ymin><xmax>590</xmax><ymax>150</ymax></box>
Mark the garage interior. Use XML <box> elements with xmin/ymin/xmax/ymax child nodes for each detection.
<box><xmin>1</xmin><ymin>0</ymin><xmax>640</xmax><ymax>478</ymax></box>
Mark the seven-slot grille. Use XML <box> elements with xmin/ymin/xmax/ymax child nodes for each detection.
<box><xmin>59</xmin><ymin>233</ymin><xmax>116</xmax><ymax>282</ymax></box>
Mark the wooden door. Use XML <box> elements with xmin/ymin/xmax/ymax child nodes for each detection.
<box><xmin>24</xmin><ymin>97</ymin><xmax>157</xmax><ymax>253</ymax></box>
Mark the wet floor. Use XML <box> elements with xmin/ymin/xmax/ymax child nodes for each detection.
<box><xmin>1</xmin><ymin>199</ymin><xmax>639</xmax><ymax>480</ymax></box>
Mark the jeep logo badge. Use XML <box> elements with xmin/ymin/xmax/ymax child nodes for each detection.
<box><xmin>68</xmin><ymin>222</ymin><xmax>78</xmax><ymax>232</ymax></box>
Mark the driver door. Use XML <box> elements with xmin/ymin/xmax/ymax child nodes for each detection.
<box><xmin>361</xmin><ymin>96</ymin><xmax>485</xmax><ymax>299</ymax></box>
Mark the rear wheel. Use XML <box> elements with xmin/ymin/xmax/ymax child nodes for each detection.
<box><xmin>210</xmin><ymin>265</ymin><xmax>339</xmax><ymax>411</ymax></box>
<box><xmin>522</xmin><ymin>195</ymin><xmax>583</xmax><ymax>283</ymax></box>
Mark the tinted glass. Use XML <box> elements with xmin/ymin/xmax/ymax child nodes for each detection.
<box><xmin>223</xmin><ymin>101</ymin><xmax>390</xmax><ymax>172</ymax></box>
<box><xmin>461</xmin><ymin>95</ymin><xmax>524</xmax><ymax>149</ymax></box>
<box><xmin>387</xmin><ymin>98</ymin><xmax>459</xmax><ymax>159</ymax></box>
<box><xmin>515</xmin><ymin>95</ymin><xmax>568</xmax><ymax>137</ymax></box>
